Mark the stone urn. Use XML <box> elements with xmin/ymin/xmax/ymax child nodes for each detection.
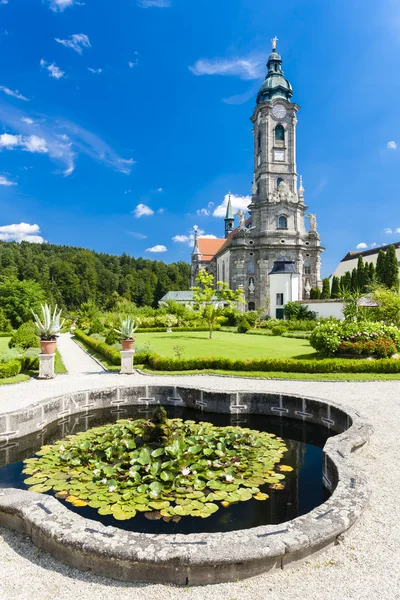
<box><xmin>40</xmin><ymin>340</ymin><xmax>57</xmax><ymax>355</ymax></box>
<box><xmin>121</xmin><ymin>339</ymin><xmax>135</xmax><ymax>351</ymax></box>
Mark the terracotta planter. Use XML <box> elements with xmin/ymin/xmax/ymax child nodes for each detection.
<box><xmin>40</xmin><ymin>340</ymin><xmax>57</xmax><ymax>355</ymax></box>
<box><xmin>121</xmin><ymin>339</ymin><xmax>135</xmax><ymax>351</ymax></box>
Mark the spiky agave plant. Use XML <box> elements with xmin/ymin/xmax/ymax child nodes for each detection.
<box><xmin>31</xmin><ymin>303</ymin><xmax>65</xmax><ymax>341</ymax></box>
<box><xmin>114</xmin><ymin>316</ymin><xmax>139</xmax><ymax>340</ymax></box>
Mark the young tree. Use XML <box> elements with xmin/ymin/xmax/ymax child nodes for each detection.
<box><xmin>351</xmin><ymin>268</ymin><xmax>358</xmax><ymax>292</ymax></box>
<box><xmin>191</xmin><ymin>270</ymin><xmax>244</xmax><ymax>338</ymax></box>
<box><xmin>356</xmin><ymin>255</ymin><xmax>366</xmax><ymax>292</ymax></box>
<box><xmin>321</xmin><ymin>278</ymin><xmax>330</xmax><ymax>299</ymax></box>
<box><xmin>369</xmin><ymin>262</ymin><xmax>376</xmax><ymax>284</ymax></box>
<box><xmin>376</xmin><ymin>249</ymin><xmax>386</xmax><ymax>284</ymax></box>
<box><xmin>384</xmin><ymin>245</ymin><xmax>399</xmax><ymax>290</ymax></box>
<box><xmin>372</xmin><ymin>285</ymin><xmax>400</xmax><ymax>326</ymax></box>
<box><xmin>341</xmin><ymin>271</ymin><xmax>352</xmax><ymax>293</ymax></box>
<box><xmin>0</xmin><ymin>277</ymin><xmax>46</xmax><ymax>328</ymax></box>
<box><xmin>330</xmin><ymin>276</ymin><xmax>341</xmax><ymax>299</ymax></box>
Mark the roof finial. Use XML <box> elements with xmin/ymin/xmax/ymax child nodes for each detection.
<box><xmin>192</xmin><ymin>224</ymin><xmax>201</xmax><ymax>256</ymax></box>
<box><xmin>298</xmin><ymin>175</ymin><xmax>304</xmax><ymax>197</ymax></box>
<box><xmin>271</xmin><ymin>36</ymin><xmax>278</xmax><ymax>51</ymax></box>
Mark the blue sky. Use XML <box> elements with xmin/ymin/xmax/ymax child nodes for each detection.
<box><xmin>0</xmin><ymin>0</ymin><xmax>400</xmax><ymax>276</ymax></box>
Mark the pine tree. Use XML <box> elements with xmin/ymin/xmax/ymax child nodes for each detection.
<box><xmin>351</xmin><ymin>268</ymin><xmax>358</xmax><ymax>292</ymax></box>
<box><xmin>376</xmin><ymin>249</ymin><xmax>386</xmax><ymax>284</ymax></box>
<box><xmin>356</xmin><ymin>255</ymin><xmax>365</xmax><ymax>292</ymax></box>
<box><xmin>330</xmin><ymin>276</ymin><xmax>341</xmax><ymax>298</ymax></box>
<box><xmin>321</xmin><ymin>277</ymin><xmax>330</xmax><ymax>299</ymax></box>
<box><xmin>384</xmin><ymin>245</ymin><xmax>399</xmax><ymax>290</ymax></box>
<box><xmin>369</xmin><ymin>262</ymin><xmax>375</xmax><ymax>283</ymax></box>
<box><xmin>344</xmin><ymin>271</ymin><xmax>352</xmax><ymax>291</ymax></box>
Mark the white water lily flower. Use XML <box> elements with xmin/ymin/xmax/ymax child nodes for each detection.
<box><xmin>59</xmin><ymin>445</ymin><xmax>65</xmax><ymax>452</ymax></box>
<box><xmin>225</xmin><ymin>474</ymin><xmax>234</xmax><ymax>483</ymax></box>
<box><xmin>181</xmin><ymin>467</ymin><xmax>191</xmax><ymax>476</ymax></box>
<box><xmin>93</xmin><ymin>469</ymin><xmax>100</xmax><ymax>476</ymax></box>
<box><xmin>192</xmin><ymin>470</ymin><xmax>197</xmax><ymax>475</ymax></box>
<box><xmin>101</xmin><ymin>478</ymin><xmax>107</xmax><ymax>485</ymax></box>
<box><xmin>108</xmin><ymin>485</ymin><xmax>116</xmax><ymax>493</ymax></box>
<box><xmin>207</xmin><ymin>460</ymin><xmax>212</xmax><ymax>466</ymax></box>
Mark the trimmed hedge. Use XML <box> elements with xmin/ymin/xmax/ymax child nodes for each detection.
<box><xmin>74</xmin><ymin>330</ymin><xmax>121</xmax><ymax>366</ymax></box>
<box><xmin>135</xmin><ymin>326</ymin><xmax>222</xmax><ymax>334</ymax></box>
<box><xmin>75</xmin><ymin>330</ymin><xmax>400</xmax><ymax>375</ymax></box>
<box><xmin>0</xmin><ymin>332</ymin><xmax>14</xmax><ymax>338</ymax></box>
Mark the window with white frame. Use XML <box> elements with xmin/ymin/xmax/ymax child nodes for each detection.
<box><xmin>276</xmin><ymin>293</ymin><xmax>284</xmax><ymax>306</ymax></box>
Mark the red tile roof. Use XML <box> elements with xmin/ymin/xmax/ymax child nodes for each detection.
<box><xmin>198</xmin><ymin>238</ymin><xmax>225</xmax><ymax>262</ymax></box>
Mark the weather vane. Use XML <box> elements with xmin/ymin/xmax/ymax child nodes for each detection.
<box><xmin>271</xmin><ymin>36</ymin><xmax>278</xmax><ymax>51</ymax></box>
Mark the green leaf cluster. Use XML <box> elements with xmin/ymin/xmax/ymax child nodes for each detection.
<box><xmin>23</xmin><ymin>416</ymin><xmax>288</xmax><ymax>522</ymax></box>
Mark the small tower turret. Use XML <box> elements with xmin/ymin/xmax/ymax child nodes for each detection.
<box><xmin>224</xmin><ymin>193</ymin><xmax>234</xmax><ymax>238</ymax></box>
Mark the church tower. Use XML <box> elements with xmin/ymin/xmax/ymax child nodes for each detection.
<box><xmin>245</xmin><ymin>37</ymin><xmax>324</xmax><ymax>311</ymax></box>
<box><xmin>224</xmin><ymin>194</ymin><xmax>234</xmax><ymax>238</ymax></box>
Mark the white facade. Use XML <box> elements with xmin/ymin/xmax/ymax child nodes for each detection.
<box><xmin>298</xmin><ymin>300</ymin><xmax>344</xmax><ymax>320</ymax></box>
<box><xmin>269</xmin><ymin>272</ymin><xmax>299</xmax><ymax>318</ymax></box>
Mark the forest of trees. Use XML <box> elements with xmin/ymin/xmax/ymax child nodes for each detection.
<box><xmin>0</xmin><ymin>241</ymin><xmax>191</xmax><ymax>311</ymax></box>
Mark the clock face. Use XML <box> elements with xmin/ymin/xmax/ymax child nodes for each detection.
<box><xmin>272</xmin><ymin>104</ymin><xmax>287</xmax><ymax>119</ymax></box>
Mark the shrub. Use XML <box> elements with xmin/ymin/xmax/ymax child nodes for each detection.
<box><xmin>0</xmin><ymin>308</ymin><xmax>12</xmax><ymax>333</ymax></box>
<box><xmin>221</xmin><ymin>307</ymin><xmax>241</xmax><ymax>326</ymax></box>
<box><xmin>90</xmin><ymin>333</ymin><xmax>106</xmax><ymax>342</ymax></box>
<box><xmin>105</xmin><ymin>328</ymin><xmax>120</xmax><ymax>345</ymax></box>
<box><xmin>310</xmin><ymin>321</ymin><xmax>400</xmax><ymax>356</ymax></box>
<box><xmin>0</xmin><ymin>359</ymin><xmax>22</xmax><ymax>379</ymax></box>
<box><xmin>237</xmin><ymin>318</ymin><xmax>251</xmax><ymax>334</ymax></box>
<box><xmin>9</xmin><ymin>322</ymin><xmax>40</xmax><ymax>350</ymax></box>
<box><xmin>282</xmin><ymin>331</ymin><xmax>311</xmax><ymax>339</ymax></box>
<box><xmin>271</xmin><ymin>325</ymin><xmax>287</xmax><ymax>336</ymax></box>
<box><xmin>89</xmin><ymin>319</ymin><xmax>105</xmax><ymax>335</ymax></box>
<box><xmin>337</xmin><ymin>337</ymin><xmax>396</xmax><ymax>359</ymax></box>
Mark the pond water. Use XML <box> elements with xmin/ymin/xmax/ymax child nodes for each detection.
<box><xmin>0</xmin><ymin>406</ymin><xmax>334</xmax><ymax>534</ymax></box>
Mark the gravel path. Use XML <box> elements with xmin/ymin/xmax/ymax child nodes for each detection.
<box><xmin>57</xmin><ymin>333</ymin><xmax>105</xmax><ymax>375</ymax></box>
<box><xmin>0</xmin><ymin>373</ymin><xmax>399</xmax><ymax>600</ymax></box>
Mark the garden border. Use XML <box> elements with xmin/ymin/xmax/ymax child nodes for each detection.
<box><xmin>0</xmin><ymin>385</ymin><xmax>373</xmax><ymax>585</ymax></box>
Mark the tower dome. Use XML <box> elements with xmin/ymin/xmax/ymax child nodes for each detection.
<box><xmin>256</xmin><ymin>38</ymin><xmax>293</xmax><ymax>104</ymax></box>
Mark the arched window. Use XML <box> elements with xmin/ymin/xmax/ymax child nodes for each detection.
<box><xmin>278</xmin><ymin>215</ymin><xmax>288</xmax><ymax>229</ymax></box>
<box><xmin>257</xmin><ymin>130</ymin><xmax>262</xmax><ymax>151</ymax></box>
<box><xmin>275</xmin><ymin>124</ymin><xmax>285</xmax><ymax>142</ymax></box>
<box><xmin>277</xmin><ymin>177</ymin><xmax>283</xmax><ymax>189</ymax></box>
<box><xmin>304</xmin><ymin>264</ymin><xmax>311</xmax><ymax>275</ymax></box>
<box><xmin>222</xmin><ymin>262</ymin><xmax>225</xmax><ymax>282</ymax></box>
<box><xmin>248</xmin><ymin>302</ymin><xmax>256</xmax><ymax>311</ymax></box>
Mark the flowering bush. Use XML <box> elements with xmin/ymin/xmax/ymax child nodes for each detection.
<box><xmin>310</xmin><ymin>321</ymin><xmax>400</xmax><ymax>357</ymax></box>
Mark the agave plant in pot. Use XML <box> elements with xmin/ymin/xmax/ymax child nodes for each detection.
<box><xmin>32</xmin><ymin>304</ymin><xmax>64</xmax><ymax>355</ymax></box>
<box><xmin>114</xmin><ymin>317</ymin><xmax>139</xmax><ymax>351</ymax></box>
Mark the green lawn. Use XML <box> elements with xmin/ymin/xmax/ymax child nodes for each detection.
<box><xmin>0</xmin><ymin>336</ymin><xmax>67</xmax><ymax>383</ymax></box>
<box><xmin>134</xmin><ymin>331</ymin><xmax>316</xmax><ymax>360</ymax></box>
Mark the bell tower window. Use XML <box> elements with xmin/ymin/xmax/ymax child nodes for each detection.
<box><xmin>277</xmin><ymin>177</ymin><xmax>283</xmax><ymax>189</ymax></box>
<box><xmin>275</xmin><ymin>124</ymin><xmax>285</xmax><ymax>142</ymax></box>
<box><xmin>278</xmin><ymin>215</ymin><xmax>288</xmax><ymax>229</ymax></box>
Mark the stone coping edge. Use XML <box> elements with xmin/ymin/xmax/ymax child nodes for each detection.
<box><xmin>0</xmin><ymin>384</ymin><xmax>373</xmax><ymax>586</ymax></box>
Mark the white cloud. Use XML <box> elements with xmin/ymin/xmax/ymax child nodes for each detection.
<box><xmin>21</xmin><ymin>117</ymin><xmax>35</xmax><ymax>125</ymax></box>
<box><xmin>88</xmin><ymin>67</ymin><xmax>103</xmax><ymax>74</ymax></box>
<box><xmin>137</xmin><ymin>0</ymin><xmax>171</xmax><ymax>7</ymax></box>
<box><xmin>356</xmin><ymin>242</ymin><xmax>368</xmax><ymax>249</ymax></box>
<box><xmin>124</xmin><ymin>189</ymin><xmax>132</xmax><ymax>194</ymax></box>
<box><xmin>370</xmin><ymin>242</ymin><xmax>377</xmax><ymax>248</ymax></box>
<box><xmin>213</xmin><ymin>193</ymin><xmax>251</xmax><ymax>217</ymax></box>
<box><xmin>0</xmin><ymin>133</ymin><xmax>20</xmax><ymax>148</ymax></box>
<box><xmin>0</xmin><ymin>102</ymin><xmax>134</xmax><ymax>176</ymax></box>
<box><xmin>384</xmin><ymin>228</ymin><xmax>393</xmax><ymax>234</ymax></box>
<box><xmin>0</xmin><ymin>133</ymin><xmax>47</xmax><ymax>153</ymax></box>
<box><xmin>55</xmin><ymin>33</ymin><xmax>91</xmax><ymax>55</ymax></box>
<box><xmin>0</xmin><ymin>175</ymin><xmax>16</xmax><ymax>186</ymax></box>
<box><xmin>157</xmin><ymin>208</ymin><xmax>165</xmax><ymax>214</ymax></box>
<box><xmin>0</xmin><ymin>1</ymin><xmax>8</xmax><ymax>4</ymax></box>
<box><xmin>48</xmin><ymin>0</ymin><xmax>82</xmax><ymax>12</ymax></box>
<box><xmin>0</xmin><ymin>86</ymin><xmax>29</xmax><ymax>101</ymax></box>
<box><xmin>222</xmin><ymin>87</ymin><xmax>256</xmax><ymax>105</ymax></box>
<box><xmin>157</xmin><ymin>187</ymin><xmax>163</xmax><ymax>192</ymax></box>
<box><xmin>197</xmin><ymin>208</ymin><xmax>210</xmax><ymax>216</ymax></box>
<box><xmin>40</xmin><ymin>59</ymin><xmax>65</xmax><ymax>80</ymax></box>
<box><xmin>173</xmin><ymin>229</ymin><xmax>217</xmax><ymax>246</ymax></box>
<box><xmin>387</xmin><ymin>141</ymin><xmax>397</xmax><ymax>150</ymax></box>
<box><xmin>146</xmin><ymin>244</ymin><xmax>167</xmax><ymax>252</ymax></box>
<box><xmin>128</xmin><ymin>231</ymin><xmax>147</xmax><ymax>240</ymax></box>
<box><xmin>0</xmin><ymin>222</ymin><xmax>45</xmax><ymax>243</ymax></box>
<box><xmin>133</xmin><ymin>203</ymin><xmax>154</xmax><ymax>218</ymax></box>
<box><xmin>189</xmin><ymin>55</ymin><xmax>264</xmax><ymax>81</ymax></box>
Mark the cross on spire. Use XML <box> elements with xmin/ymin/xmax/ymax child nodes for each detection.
<box><xmin>271</xmin><ymin>36</ymin><xmax>278</xmax><ymax>51</ymax></box>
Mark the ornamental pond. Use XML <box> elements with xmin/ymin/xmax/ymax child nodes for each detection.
<box><xmin>0</xmin><ymin>405</ymin><xmax>333</xmax><ymax>535</ymax></box>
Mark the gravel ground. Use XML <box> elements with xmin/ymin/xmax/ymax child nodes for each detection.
<box><xmin>0</xmin><ymin>365</ymin><xmax>400</xmax><ymax>599</ymax></box>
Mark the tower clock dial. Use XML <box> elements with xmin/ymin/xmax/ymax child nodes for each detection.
<box><xmin>272</xmin><ymin>104</ymin><xmax>287</xmax><ymax>120</ymax></box>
